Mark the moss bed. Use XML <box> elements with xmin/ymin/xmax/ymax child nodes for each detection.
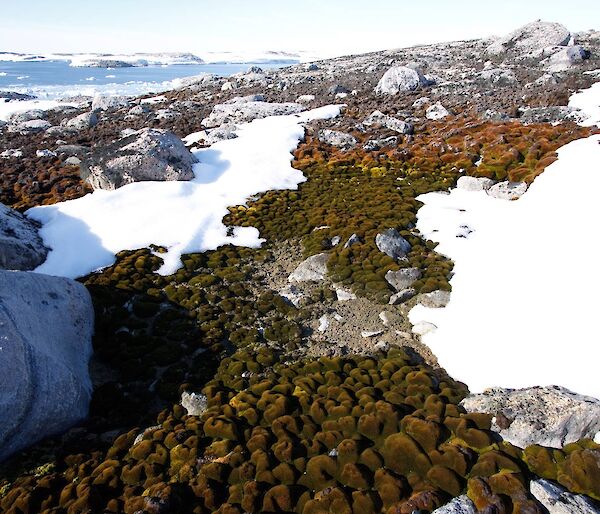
<box><xmin>1</xmin><ymin>116</ymin><xmax>599</xmax><ymax>512</ymax></box>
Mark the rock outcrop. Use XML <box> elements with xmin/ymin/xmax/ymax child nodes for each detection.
<box><xmin>487</xmin><ymin>21</ymin><xmax>571</xmax><ymax>57</ymax></box>
<box><xmin>0</xmin><ymin>203</ymin><xmax>48</xmax><ymax>271</ymax></box>
<box><xmin>461</xmin><ymin>386</ymin><xmax>600</xmax><ymax>448</ymax></box>
<box><xmin>80</xmin><ymin>128</ymin><xmax>196</xmax><ymax>190</ymax></box>
<box><xmin>375</xmin><ymin>66</ymin><xmax>430</xmax><ymax>95</ymax></box>
<box><xmin>0</xmin><ymin>271</ymin><xmax>94</xmax><ymax>461</ymax></box>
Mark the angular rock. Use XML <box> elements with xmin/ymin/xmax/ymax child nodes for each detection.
<box><xmin>92</xmin><ymin>94</ymin><xmax>131</xmax><ymax>111</ymax></box>
<box><xmin>544</xmin><ymin>45</ymin><xmax>591</xmax><ymax>72</ymax></box>
<box><xmin>461</xmin><ymin>386</ymin><xmax>600</xmax><ymax>448</ymax></box>
<box><xmin>63</xmin><ymin>111</ymin><xmax>98</xmax><ymax>131</ymax></box>
<box><xmin>80</xmin><ymin>128</ymin><xmax>196</xmax><ymax>190</ymax></box>
<box><xmin>202</xmin><ymin>100</ymin><xmax>304</xmax><ymax>128</ymax></box>
<box><xmin>180</xmin><ymin>392</ymin><xmax>207</xmax><ymax>417</ymax></box>
<box><xmin>418</xmin><ymin>290</ymin><xmax>451</xmax><ymax>308</ymax></box>
<box><xmin>426</xmin><ymin>102</ymin><xmax>451</xmax><ymax>120</ymax></box>
<box><xmin>36</xmin><ymin>149</ymin><xmax>57</xmax><ymax>158</ymax></box>
<box><xmin>412</xmin><ymin>321</ymin><xmax>437</xmax><ymax>336</ymax></box>
<box><xmin>363</xmin><ymin>136</ymin><xmax>399</xmax><ymax>152</ymax></box>
<box><xmin>344</xmin><ymin>233</ymin><xmax>361</xmax><ymax>248</ymax></box>
<box><xmin>279</xmin><ymin>284</ymin><xmax>304</xmax><ymax>308</ymax></box>
<box><xmin>336</xmin><ymin>288</ymin><xmax>357</xmax><ymax>301</ymax></box>
<box><xmin>0</xmin><ymin>271</ymin><xmax>94</xmax><ymax>461</ymax></box>
<box><xmin>288</xmin><ymin>253</ymin><xmax>330</xmax><ymax>283</ymax></box>
<box><xmin>385</xmin><ymin>267</ymin><xmax>421</xmax><ymax>291</ymax></box>
<box><xmin>376</xmin><ymin>228</ymin><xmax>412</xmax><ymax>260</ymax></box>
<box><xmin>317</xmin><ymin>129</ymin><xmax>358</xmax><ymax>150</ymax></box>
<box><xmin>375</xmin><ymin>66</ymin><xmax>430</xmax><ymax>95</ymax></box>
<box><xmin>363</xmin><ymin>110</ymin><xmax>413</xmax><ymax>134</ymax></box>
<box><xmin>432</xmin><ymin>496</ymin><xmax>476</xmax><ymax>514</ymax></box>
<box><xmin>127</xmin><ymin>104</ymin><xmax>150</xmax><ymax>116</ymax></box>
<box><xmin>0</xmin><ymin>202</ymin><xmax>48</xmax><ymax>271</ymax></box>
<box><xmin>530</xmin><ymin>479</ymin><xmax>600</xmax><ymax>513</ymax></box>
<box><xmin>487</xmin><ymin>181</ymin><xmax>527</xmax><ymax>200</ymax></box>
<box><xmin>478</xmin><ymin>68</ymin><xmax>517</xmax><ymax>86</ymax></box>
<box><xmin>487</xmin><ymin>21</ymin><xmax>571</xmax><ymax>57</ymax></box>
<box><xmin>389</xmin><ymin>288</ymin><xmax>416</xmax><ymax>305</ymax></box>
<box><xmin>457</xmin><ymin>176</ymin><xmax>495</xmax><ymax>191</ymax></box>
<box><xmin>204</xmin><ymin>124</ymin><xmax>238</xmax><ymax>145</ymax></box>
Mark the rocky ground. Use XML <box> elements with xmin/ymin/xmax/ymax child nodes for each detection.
<box><xmin>1</xmin><ymin>21</ymin><xmax>600</xmax><ymax>514</ymax></box>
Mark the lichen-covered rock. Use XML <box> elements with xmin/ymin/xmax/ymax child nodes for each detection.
<box><xmin>363</xmin><ymin>136</ymin><xmax>399</xmax><ymax>151</ymax></box>
<box><xmin>0</xmin><ymin>202</ymin><xmax>48</xmax><ymax>270</ymax></box>
<box><xmin>288</xmin><ymin>253</ymin><xmax>330</xmax><ymax>283</ymax></box>
<box><xmin>363</xmin><ymin>110</ymin><xmax>414</xmax><ymax>134</ymax></box>
<box><xmin>530</xmin><ymin>479</ymin><xmax>600</xmax><ymax>513</ymax></box>
<box><xmin>317</xmin><ymin>129</ymin><xmax>358</xmax><ymax>150</ymax></box>
<box><xmin>63</xmin><ymin>111</ymin><xmax>98</xmax><ymax>131</ymax></box>
<box><xmin>487</xmin><ymin>21</ymin><xmax>571</xmax><ymax>57</ymax></box>
<box><xmin>376</xmin><ymin>229</ymin><xmax>412</xmax><ymax>260</ymax></box>
<box><xmin>0</xmin><ymin>270</ymin><xmax>94</xmax><ymax>462</ymax></box>
<box><xmin>487</xmin><ymin>180</ymin><xmax>527</xmax><ymax>200</ymax></box>
<box><xmin>385</xmin><ymin>267</ymin><xmax>421</xmax><ymax>291</ymax></box>
<box><xmin>461</xmin><ymin>386</ymin><xmax>600</xmax><ymax>449</ymax></box>
<box><xmin>432</xmin><ymin>496</ymin><xmax>476</xmax><ymax>514</ymax></box>
<box><xmin>91</xmin><ymin>94</ymin><xmax>131</xmax><ymax>111</ymax></box>
<box><xmin>181</xmin><ymin>391</ymin><xmax>207</xmax><ymax>416</ymax></box>
<box><xmin>426</xmin><ymin>102</ymin><xmax>451</xmax><ymax>121</ymax></box>
<box><xmin>80</xmin><ymin>128</ymin><xmax>197</xmax><ymax>190</ymax></box>
<box><xmin>202</xmin><ymin>100</ymin><xmax>304</xmax><ymax>128</ymax></box>
<box><xmin>457</xmin><ymin>176</ymin><xmax>495</xmax><ymax>192</ymax></box>
<box><xmin>375</xmin><ymin>66</ymin><xmax>430</xmax><ymax>95</ymax></box>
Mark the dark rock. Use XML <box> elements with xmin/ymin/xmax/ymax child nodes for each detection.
<box><xmin>376</xmin><ymin>228</ymin><xmax>412</xmax><ymax>260</ymax></box>
<box><xmin>0</xmin><ymin>202</ymin><xmax>48</xmax><ymax>271</ymax></box>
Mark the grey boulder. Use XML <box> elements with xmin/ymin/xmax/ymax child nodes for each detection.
<box><xmin>376</xmin><ymin>229</ymin><xmax>411</xmax><ymax>260</ymax></box>
<box><xmin>530</xmin><ymin>479</ymin><xmax>600</xmax><ymax>513</ymax></box>
<box><xmin>487</xmin><ymin>21</ymin><xmax>571</xmax><ymax>57</ymax></box>
<box><xmin>288</xmin><ymin>253</ymin><xmax>330</xmax><ymax>283</ymax></box>
<box><xmin>363</xmin><ymin>110</ymin><xmax>413</xmax><ymax>134</ymax></box>
<box><xmin>8</xmin><ymin>119</ymin><xmax>51</xmax><ymax>134</ymax></box>
<box><xmin>91</xmin><ymin>94</ymin><xmax>131</xmax><ymax>111</ymax></box>
<box><xmin>487</xmin><ymin>181</ymin><xmax>527</xmax><ymax>200</ymax></box>
<box><xmin>456</xmin><ymin>176</ymin><xmax>495</xmax><ymax>192</ymax></box>
<box><xmin>426</xmin><ymin>102</ymin><xmax>451</xmax><ymax>121</ymax></box>
<box><xmin>202</xmin><ymin>100</ymin><xmax>304</xmax><ymax>128</ymax></box>
<box><xmin>461</xmin><ymin>386</ymin><xmax>600</xmax><ymax>449</ymax></box>
<box><xmin>63</xmin><ymin>111</ymin><xmax>98</xmax><ymax>131</ymax></box>
<box><xmin>0</xmin><ymin>271</ymin><xmax>94</xmax><ymax>462</ymax></box>
<box><xmin>385</xmin><ymin>267</ymin><xmax>421</xmax><ymax>291</ymax></box>
<box><xmin>544</xmin><ymin>45</ymin><xmax>591</xmax><ymax>72</ymax></box>
<box><xmin>375</xmin><ymin>66</ymin><xmax>430</xmax><ymax>95</ymax></box>
<box><xmin>0</xmin><ymin>203</ymin><xmax>48</xmax><ymax>271</ymax></box>
<box><xmin>80</xmin><ymin>128</ymin><xmax>196</xmax><ymax>190</ymax></box>
<box><xmin>318</xmin><ymin>129</ymin><xmax>358</xmax><ymax>150</ymax></box>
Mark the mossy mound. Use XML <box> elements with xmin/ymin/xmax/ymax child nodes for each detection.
<box><xmin>3</xmin><ymin>349</ymin><xmax>579</xmax><ymax>514</ymax></box>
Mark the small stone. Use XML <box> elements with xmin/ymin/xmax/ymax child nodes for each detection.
<box><xmin>36</xmin><ymin>149</ymin><xmax>57</xmax><ymax>158</ymax></box>
<box><xmin>412</xmin><ymin>321</ymin><xmax>437</xmax><ymax>336</ymax></box>
<box><xmin>344</xmin><ymin>233</ymin><xmax>361</xmax><ymax>248</ymax></box>
<box><xmin>330</xmin><ymin>235</ymin><xmax>341</xmax><ymax>246</ymax></box>
<box><xmin>426</xmin><ymin>102</ymin><xmax>451</xmax><ymax>120</ymax></box>
<box><xmin>318</xmin><ymin>129</ymin><xmax>358</xmax><ymax>150</ymax></box>
<box><xmin>389</xmin><ymin>288</ymin><xmax>417</xmax><ymax>305</ymax></box>
<box><xmin>376</xmin><ymin>229</ymin><xmax>411</xmax><ymax>260</ymax></box>
<box><xmin>336</xmin><ymin>288</ymin><xmax>356</xmax><ymax>301</ymax></box>
<box><xmin>181</xmin><ymin>392</ymin><xmax>207</xmax><ymax>416</ymax></box>
<box><xmin>379</xmin><ymin>311</ymin><xmax>393</xmax><ymax>326</ymax></box>
<box><xmin>318</xmin><ymin>315</ymin><xmax>330</xmax><ymax>333</ymax></box>
<box><xmin>361</xmin><ymin>330</ymin><xmax>384</xmax><ymax>338</ymax></box>
<box><xmin>418</xmin><ymin>290</ymin><xmax>451</xmax><ymax>308</ymax></box>
<box><xmin>363</xmin><ymin>110</ymin><xmax>413</xmax><ymax>134</ymax></box>
<box><xmin>487</xmin><ymin>181</ymin><xmax>527</xmax><ymax>201</ymax></box>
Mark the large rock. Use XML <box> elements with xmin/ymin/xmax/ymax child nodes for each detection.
<box><xmin>317</xmin><ymin>129</ymin><xmax>358</xmax><ymax>150</ymax></box>
<box><xmin>63</xmin><ymin>111</ymin><xmax>98</xmax><ymax>131</ymax></box>
<box><xmin>487</xmin><ymin>21</ymin><xmax>571</xmax><ymax>57</ymax></box>
<box><xmin>0</xmin><ymin>271</ymin><xmax>94</xmax><ymax>461</ymax></box>
<box><xmin>8</xmin><ymin>109</ymin><xmax>46</xmax><ymax>124</ymax></box>
<box><xmin>375</xmin><ymin>66</ymin><xmax>430</xmax><ymax>95</ymax></box>
<box><xmin>375</xmin><ymin>228</ymin><xmax>412</xmax><ymax>260</ymax></box>
<box><xmin>530</xmin><ymin>479</ymin><xmax>600</xmax><ymax>513</ymax></box>
<box><xmin>544</xmin><ymin>45</ymin><xmax>591</xmax><ymax>72</ymax></box>
<box><xmin>91</xmin><ymin>94</ymin><xmax>131</xmax><ymax>111</ymax></box>
<box><xmin>457</xmin><ymin>176</ymin><xmax>495</xmax><ymax>192</ymax></box>
<box><xmin>7</xmin><ymin>119</ymin><xmax>51</xmax><ymax>134</ymax></box>
<box><xmin>202</xmin><ymin>100</ymin><xmax>304</xmax><ymax>128</ymax></box>
<box><xmin>487</xmin><ymin>181</ymin><xmax>527</xmax><ymax>200</ymax></box>
<box><xmin>461</xmin><ymin>386</ymin><xmax>600</xmax><ymax>448</ymax></box>
<box><xmin>385</xmin><ymin>267</ymin><xmax>421</xmax><ymax>291</ymax></box>
<box><xmin>80</xmin><ymin>128</ymin><xmax>196</xmax><ymax>190</ymax></box>
<box><xmin>288</xmin><ymin>253</ymin><xmax>330</xmax><ymax>283</ymax></box>
<box><xmin>363</xmin><ymin>110</ymin><xmax>413</xmax><ymax>134</ymax></box>
<box><xmin>0</xmin><ymin>203</ymin><xmax>48</xmax><ymax>271</ymax></box>
<box><xmin>432</xmin><ymin>496</ymin><xmax>476</xmax><ymax>514</ymax></box>
<box><xmin>426</xmin><ymin>102</ymin><xmax>451</xmax><ymax>121</ymax></box>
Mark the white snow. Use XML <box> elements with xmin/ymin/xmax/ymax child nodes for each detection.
<box><xmin>569</xmin><ymin>81</ymin><xmax>600</xmax><ymax>127</ymax></box>
<box><xmin>0</xmin><ymin>98</ymin><xmax>78</xmax><ymax>121</ymax></box>
<box><xmin>27</xmin><ymin>105</ymin><xmax>342</xmax><ymax>279</ymax></box>
<box><xmin>409</xmin><ymin>81</ymin><xmax>600</xmax><ymax>399</ymax></box>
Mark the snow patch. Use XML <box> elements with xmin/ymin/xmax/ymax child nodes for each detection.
<box><xmin>27</xmin><ymin>105</ymin><xmax>343</xmax><ymax>279</ymax></box>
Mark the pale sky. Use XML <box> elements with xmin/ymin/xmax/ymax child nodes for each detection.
<box><xmin>1</xmin><ymin>0</ymin><xmax>599</xmax><ymax>57</ymax></box>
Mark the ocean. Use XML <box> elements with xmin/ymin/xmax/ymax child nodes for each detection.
<box><xmin>0</xmin><ymin>60</ymin><xmax>290</xmax><ymax>100</ymax></box>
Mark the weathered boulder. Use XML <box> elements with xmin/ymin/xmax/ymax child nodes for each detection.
<box><xmin>375</xmin><ymin>66</ymin><xmax>430</xmax><ymax>95</ymax></box>
<box><xmin>0</xmin><ymin>203</ymin><xmax>48</xmax><ymax>271</ymax></box>
<box><xmin>487</xmin><ymin>181</ymin><xmax>527</xmax><ymax>200</ymax></box>
<box><xmin>544</xmin><ymin>45</ymin><xmax>591</xmax><ymax>72</ymax></box>
<box><xmin>202</xmin><ymin>100</ymin><xmax>304</xmax><ymax>128</ymax></box>
<box><xmin>91</xmin><ymin>94</ymin><xmax>131</xmax><ymax>111</ymax></box>
<box><xmin>317</xmin><ymin>129</ymin><xmax>357</xmax><ymax>150</ymax></box>
<box><xmin>288</xmin><ymin>253</ymin><xmax>330</xmax><ymax>283</ymax></box>
<box><xmin>8</xmin><ymin>119</ymin><xmax>51</xmax><ymax>134</ymax></box>
<box><xmin>63</xmin><ymin>111</ymin><xmax>98</xmax><ymax>131</ymax></box>
<box><xmin>0</xmin><ymin>271</ymin><xmax>94</xmax><ymax>461</ymax></box>
<box><xmin>461</xmin><ymin>386</ymin><xmax>600</xmax><ymax>448</ymax></box>
<box><xmin>363</xmin><ymin>110</ymin><xmax>413</xmax><ymax>134</ymax></box>
<box><xmin>530</xmin><ymin>479</ymin><xmax>600</xmax><ymax>513</ymax></box>
<box><xmin>487</xmin><ymin>21</ymin><xmax>571</xmax><ymax>57</ymax></box>
<box><xmin>426</xmin><ymin>102</ymin><xmax>451</xmax><ymax>120</ymax></box>
<box><xmin>457</xmin><ymin>176</ymin><xmax>495</xmax><ymax>192</ymax></box>
<box><xmin>432</xmin><ymin>496</ymin><xmax>476</xmax><ymax>514</ymax></box>
<box><xmin>80</xmin><ymin>128</ymin><xmax>196</xmax><ymax>190</ymax></box>
<box><xmin>376</xmin><ymin>228</ymin><xmax>411</xmax><ymax>260</ymax></box>
<box><xmin>8</xmin><ymin>109</ymin><xmax>46</xmax><ymax>124</ymax></box>
<box><xmin>385</xmin><ymin>267</ymin><xmax>421</xmax><ymax>291</ymax></box>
